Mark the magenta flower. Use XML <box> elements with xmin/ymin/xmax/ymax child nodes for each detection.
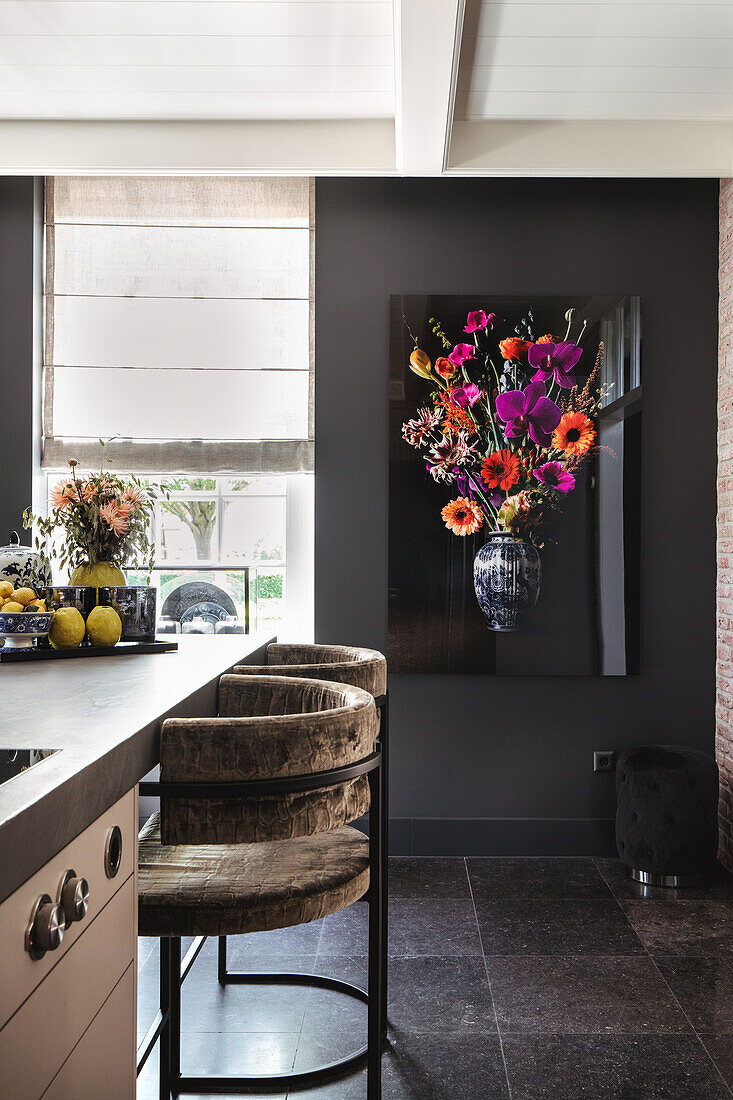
<box><xmin>450</xmin><ymin>383</ymin><xmax>482</xmax><ymax>408</ymax></box>
<box><xmin>464</xmin><ymin>311</ymin><xmax>487</xmax><ymax>333</ymax></box>
<box><xmin>448</xmin><ymin>343</ymin><xmax>476</xmax><ymax>368</ymax></box>
<box><xmin>528</xmin><ymin>340</ymin><xmax>583</xmax><ymax>390</ymax></box>
<box><xmin>533</xmin><ymin>461</ymin><xmax>575</xmax><ymax>494</ymax></box>
<box><xmin>463</xmin><ymin>310</ymin><xmax>498</xmax><ymax>334</ymax></box>
<box><xmin>495</xmin><ymin>380</ymin><xmax>561</xmax><ymax>448</ymax></box>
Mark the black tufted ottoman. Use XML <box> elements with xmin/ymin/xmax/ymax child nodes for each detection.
<box><xmin>615</xmin><ymin>745</ymin><xmax>719</xmax><ymax>887</ymax></box>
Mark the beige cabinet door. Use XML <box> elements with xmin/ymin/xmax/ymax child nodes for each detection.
<box><xmin>43</xmin><ymin>963</ymin><xmax>136</xmax><ymax>1100</ymax></box>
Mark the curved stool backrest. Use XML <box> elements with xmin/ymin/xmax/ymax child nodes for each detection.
<box><xmin>159</xmin><ymin>675</ymin><xmax>377</xmax><ymax>846</ymax></box>
<box><xmin>233</xmin><ymin>642</ymin><xmax>387</xmax><ymax>698</ymax></box>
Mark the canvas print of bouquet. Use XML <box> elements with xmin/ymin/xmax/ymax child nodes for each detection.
<box><xmin>401</xmin><ymin>306</ymin><xmax>605</xmax><ymax>631</ymax></box>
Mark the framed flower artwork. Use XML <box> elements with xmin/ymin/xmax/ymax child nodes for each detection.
<box><xmin>388</xmin><ymin>295</ymin><xmax>642</xmax><ymax>675</ymax></box>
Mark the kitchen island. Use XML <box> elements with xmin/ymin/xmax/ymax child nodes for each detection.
<box><xmin>0</xmin><ymin>633</ymin><xmax>273</xmax><ymax>1099</ymax></box>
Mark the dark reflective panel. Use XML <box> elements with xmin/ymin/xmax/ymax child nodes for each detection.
<box><xmin>388</xmin><ymin>294</ymin><xmax>642</xmax><ymax>675</ymax></box>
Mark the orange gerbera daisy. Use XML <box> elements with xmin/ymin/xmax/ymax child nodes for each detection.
<box><xmin>441</xmin><ymin>497</ymin><xmax>483</xmax><ymax>537</ymax></box>
<box><xmin>553</xmin><ymin>411</ymin><xmax>596</xmax><ymax>456</ymax></box>
<box><xmin>481</xmin><ymin>449</ymin><xmax>521</xmax><ymax>492</ymax></box>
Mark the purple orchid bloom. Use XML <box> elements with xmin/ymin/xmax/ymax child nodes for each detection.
<box><xmin>448</xmin><ymin>343</ymin><xmax>476</xmax><ymax>368</ymax></box>
<box><xmin>528</xmin><ymin>340</ymin><xmax>582</xmax><ymax>389</ymax></box>
<box><xmin>495</xmin><ymin>380</ymin><xmax>561</xmax><ymax>448</ymax></box>
<box><xmin>450</xmin><ymin>383</ymin><xmax>482</xmax><ymax>408</ymax></box>
<box><xmin>533</xmin><ymin>461</ymin><xmax>575</xmax><ymax>494</ymax></box>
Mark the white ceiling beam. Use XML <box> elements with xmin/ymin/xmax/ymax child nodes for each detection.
<box><xmin>0</xmin><ymin>119</ymin><xmax>397</xmax><ymax>175</ymax></box>
<box><xmin>394</xmin><ymin>0</ymin><xmax>465</xmax><ymax>175</ymax></box>
<box><xmin>448</xmin><ymin>119</ymin><xmax>733</xmax><ymax>177</ymax></box>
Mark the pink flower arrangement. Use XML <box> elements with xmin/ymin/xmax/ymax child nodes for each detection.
<box><xmin>25</xmin><ymin>447</ymin><xmax>168</xmax><ymax>578</ymax></box>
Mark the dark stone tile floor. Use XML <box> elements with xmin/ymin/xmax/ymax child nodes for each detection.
<box><xmin>136</xmin><ymin>857</ymin><xmax>733</xmax><ymax>1098</ymax></box>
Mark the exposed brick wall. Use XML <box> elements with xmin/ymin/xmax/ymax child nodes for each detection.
<box><xmin>718</xmin><ymin>178</ymin><xmax>733</xmax><ymax>870</ymax></box>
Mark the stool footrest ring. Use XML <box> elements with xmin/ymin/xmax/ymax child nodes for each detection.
<box><xmin>176</xmin><ymin>969</ymin><xmax>373</xmax><ymax>1095</ymax></box>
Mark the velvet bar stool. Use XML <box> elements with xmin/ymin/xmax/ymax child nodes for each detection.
<box><xmin>137</xmin><ymin>674</ymin><xmax>386</xmax><ymax>1098</ymax></box>
<box><xmin>230</xmin><ymin>642</ymin><xmax>389</xmax><ymax>1032</ymax></box>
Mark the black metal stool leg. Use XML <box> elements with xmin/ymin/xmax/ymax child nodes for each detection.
<box><xmin>217</xmin><ymin>936</ymin><xmax>227</xmax><ymax>985</ymax></box>
<box><xmin>170</xmin><ymin>937</ymin><xmax>182</xmax><ymax>1089</ymax></box>
<box><xmin>159</xmin><ymin>938</ymin><xmax>172</xmax><ymax>1100</ymax></box>
<box><xmin>379</xmin><ymin>695</ymin><xmax>389</xmax><ymax>1040</ymax></box>
<box><xmin>367</xmin><ymin>765</ymin><xmax>384</xmax><ymax>1100</ymax></box>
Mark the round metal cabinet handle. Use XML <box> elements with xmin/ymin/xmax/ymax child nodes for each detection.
<box><xmin>57</xmin><ymin>869</ymin><xmax>90</xmax><ymax>928</ymax></box>
<box><xmin>25</xmin><ymin>894</ymin><xmax>65</xmax><ymax>960</ymax></box>
<box><xmin>104</xmin><ymin>825</ymin><xmax>123</xmax><ymax>879</ymax></box>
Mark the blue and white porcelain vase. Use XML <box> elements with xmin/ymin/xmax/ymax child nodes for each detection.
<box><xmin>0</xmin><ymin>531</ymin><xmax>52</xmax><ymax>591</ymax></box>
<box><xmin>473</xmin><ymin>531</ymin><xmax>541</xmax><ymax>632</ymax></box>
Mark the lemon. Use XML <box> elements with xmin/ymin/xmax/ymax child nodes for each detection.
<box><xmin>11</xmin><ymin>587</ymin><xmax>37</xmax><ymax>607</ymax></box>
<box><xmin>49</xmin><ymin>606</ymin><xmax>86</xmax><ymax>649</ymax></box>
<box><xmin>69</xmin><ymin>562</ymin><xmax>126</xmax><ymax>588</ymax></box>
<box><xmin>86</xmin><ymin>605</ymin><xmax>122</xmax><ymax>647</ymax></box>
<box><xmin>2</xmin><ymin>601</ymin><xmax>24</xmax><ymax>613</ymax></box>
<box><xmin>0</xmin><ymin>581</ymin><xmax>13</xmax><ymax>599</ymax></box>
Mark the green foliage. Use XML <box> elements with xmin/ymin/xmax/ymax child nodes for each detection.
<box><xmin>256</xmin><ymin>573</ymin><xmax>283</xmax><ymax>600</ymax></box>
<box><xmin>254</xmin><ymin>537</ymin><xmax>284</xmax><ymax>562</ymax></box>
<box><xmin>165</xmin><ymin>477</ymin><xmax>217</xmax><ymax>492</ymax></box>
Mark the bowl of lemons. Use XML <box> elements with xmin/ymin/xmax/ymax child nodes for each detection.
<box><xmin>0</xmin><ymin>583</ymin><xmax>124</xmax><ymax>653</ymax></box>
<box><xmin>0</xmin><ymin>583</ymin><xmax>54</xmax><ymax>649</ymax></box>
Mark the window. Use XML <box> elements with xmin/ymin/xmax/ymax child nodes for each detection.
<box><xmin>44</xmin><ymin>471</ymin><xmax>313</xmax><ymax>637</ymax></box>
<box><xmin>41</xmin><ymin>177</ymin><xmax>314</xmax><ymax>638</ymax></box>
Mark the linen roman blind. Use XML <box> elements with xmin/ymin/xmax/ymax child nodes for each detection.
<box><xmin>43</xmin><ymin>176</ymin><xmax>314</xmax><ymax>473</ymax></box>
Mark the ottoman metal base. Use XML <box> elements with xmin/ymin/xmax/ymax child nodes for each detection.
<box><xmin>627</xmin><ymin>867</ymin><xmax>707</xmax><ymax>888</ymax></box>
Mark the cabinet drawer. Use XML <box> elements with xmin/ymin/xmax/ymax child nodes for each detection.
<box><xmin>0</xmin><ymin>789</ymin><xmax>136</xmax><ymax>1029</ymax></box>
<box><xmin>43</xmin><ymin>962</ymin><xmax>135</xmax><ymax>1100</ymax></box>
<box><xmin>0</xmin><ymin>873</ymin><xmax>135</xmax><ymax>1100</ymax></box>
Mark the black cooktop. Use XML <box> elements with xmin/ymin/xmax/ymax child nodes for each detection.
<box><xmin>0</xmin><ymin>748</ymin><xmax>57</xmax><ymax>787</ymax></box>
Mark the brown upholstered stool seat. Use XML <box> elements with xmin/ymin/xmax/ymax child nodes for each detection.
<box><xmin>233</xmin><ymin>643</ymin><xmax>387</xmax><ymax>698</ymax></box>
<box><xmin>138</xmin><ymin>811</ymin><xmax>370</xmax><ymax>938</ymax></box>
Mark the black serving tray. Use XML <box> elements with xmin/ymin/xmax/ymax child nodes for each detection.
<box><xmin>0</xmin><ymin>640</ymin><xmax>178</xmax><ymax>663</ymax></box>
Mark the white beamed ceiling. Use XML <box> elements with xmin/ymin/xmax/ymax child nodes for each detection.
<box><xmin>0</xmin><ymin>0</ymin><xmax>394</xmax><ymax>119</ymax></box>
<box><xmin>456</xmin><ymin>0</ymin><xmax>733</xmax><ymax>122</ymax></box>
<box><xmin>0</xmin><ymin>0</ymin><xmax>732</xmax><ymax>174</ymax></box>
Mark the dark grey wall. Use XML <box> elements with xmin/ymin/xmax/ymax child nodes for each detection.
<box><xmin>315</xmin><ymin>178</ymin><xmax>719</xmax><ymax>854</ymax></box>
<box><xmin>0</xmin><ymin>178</ymin><xmax>35</xmax><ymax>542</ymax></box>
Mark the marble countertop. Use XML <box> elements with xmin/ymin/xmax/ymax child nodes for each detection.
<box><xmin>0</xmin><ymin>634</ymin><xmax>273</xmax><ymax>902</ymax></box>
